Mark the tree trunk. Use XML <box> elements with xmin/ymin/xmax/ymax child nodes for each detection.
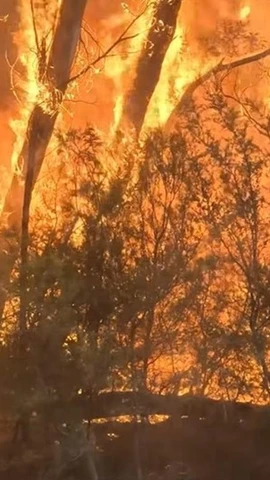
<box><xmin>0</xmin><ymin>0</ymin><xmax>88</xmax><ymax>322</ymax></box>
<box><xmin>120</xmin><ymin>0</ymin><xmax>182</xmax><ymax>134</ymax></box>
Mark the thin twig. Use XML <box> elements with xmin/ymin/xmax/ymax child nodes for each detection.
<box><xmin>30</xmin><ymin>0</ymin><xmax>40</xmax><ymax>53</ymax></box>
<box><xmin>63</xmin><ymin>5</ymin><xmax>149</xmax><ymax>87</ymax></box>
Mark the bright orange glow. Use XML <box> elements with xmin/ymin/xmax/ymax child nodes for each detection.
<box><xmin>103</xmin><ymin>1</ymin><xmax>154</xmax><ymax>132</ymax></box>
<box><xmin>239</xmin><ymin>5</ymin><xmax>251</xmax><ymax>21</ymax></box>
<box><xmin>2</xmin><ymin>0</ymin><xmax>270</xmax><ymax>403</ymax></box>
<box><xmin>10</xmin><ymin>1</ymin><xmax>37</xmax><ymax>173</ymax></box>
<box><xmin>9</xmin><ymin>0</ymin><xmax>61</xmax><ymax>174</ymax></box>
<box><xmin>144</xmin><ymin>20</ymin><xmax>186</xmax><ymax>128</ymax></box>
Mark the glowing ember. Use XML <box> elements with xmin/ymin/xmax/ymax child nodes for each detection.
<box><xmin>0</xmin><ymin>14</ymin><xmax>9</xmax><ymax>23</ymax></box>
<box><xmin>239</xmin><ymin>5</ymin><xmax>251</xmax><ymax>21</ymax></box>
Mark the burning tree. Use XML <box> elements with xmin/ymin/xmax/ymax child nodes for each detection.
<box><xmin>1</xmin><ymin>1</ymin><xmax>270</xmax><ymax>479</ymax></box>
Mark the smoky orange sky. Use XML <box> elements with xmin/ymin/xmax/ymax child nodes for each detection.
<box><xmin>0</xmin><ymin>0</ymin><xmax>270</xmax><ymax>182</ymax></box>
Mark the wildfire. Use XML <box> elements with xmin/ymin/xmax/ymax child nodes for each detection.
<box><xmin>1</xmin><ymin>0</ymin><xmax>270</xmax><ymax>407</ymax></box>
<box><xmin>9</xmin><ymin>2</ymin><xmax>36</xmax><ymax>173</ymax></box>
<box><xmin>113</xmin><ymin>94</ymin><xmax>124</xmax><ymax>133</ymax></box>
<box><xmin>104</xmin><ymin>1</ymin><xmax>154</xmax><ymax>133</ymax></box>
<box><xmin>9</xmin><ymin>0</ymin><xmax>61</xmax><ymax>174</ymax></box>
<box><xmin>142</xmin><ymin>21</ymin><xmax>214</xmax><ymax>131</ymax></box>
<box><xmin>143</xmin><ymin>20</ymin><xmax>185</xmax><ymax>128</ymax></box>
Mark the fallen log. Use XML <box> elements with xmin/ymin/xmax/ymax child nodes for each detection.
<box><xmin>38</xmin><ymin>390</ymin><xmax>270</xmax><ymax>426</ymax></box>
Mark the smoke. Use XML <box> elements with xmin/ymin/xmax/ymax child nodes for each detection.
<box><xmin>181</xmin><ymin>0</ymin><xmax>244</xmax><ymax>56</ymax></box>
<box><xmin>178</xmin><ymin>0</ymin><xmax>270</xmax><ymax>105</ymax></box>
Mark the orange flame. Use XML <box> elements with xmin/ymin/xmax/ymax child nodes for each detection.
<box><xmin>103</xmin><ymin>2</ymin><xmax>154</xmax><ymax>133</ymax></box>
<box><xmin>239</xmin><ymin>5</ymin><xmax>251</xmax><ymax>21</ymax></box>
<box><xmin>10</xmin><ymin>0</ymin><xmax>61</xmax><ymax>174</ymax></box>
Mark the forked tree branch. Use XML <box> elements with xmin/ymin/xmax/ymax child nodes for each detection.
<box><xmin>167</xmin><ymin>46</ymin><xmax>270</xmax><ymax>127</ymax></box>
<box><xmin>63</xmin><ymin>4</ymin><xmax>150</xmax><ymax>87</ymax></box>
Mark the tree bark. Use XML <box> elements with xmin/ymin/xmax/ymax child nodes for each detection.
<box><xmin>0</xmin><ymin>0</ymin><xmax>88</xmax><ymax>322</ymax></box>
<box><xmin>120</xmin><ymin>0</ymin><xmax>182</xmax><ymax>134</ymax></box>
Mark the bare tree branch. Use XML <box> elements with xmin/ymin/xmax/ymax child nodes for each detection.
<box><xmin>167</xmin><ymin>46</ymin><xmax>270</xmax><ymax>127</ymax></box>
<box><xmin>63</xmin><ymin>5</ymin><xmax>149</xmax><ymax>87</ymax></box>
